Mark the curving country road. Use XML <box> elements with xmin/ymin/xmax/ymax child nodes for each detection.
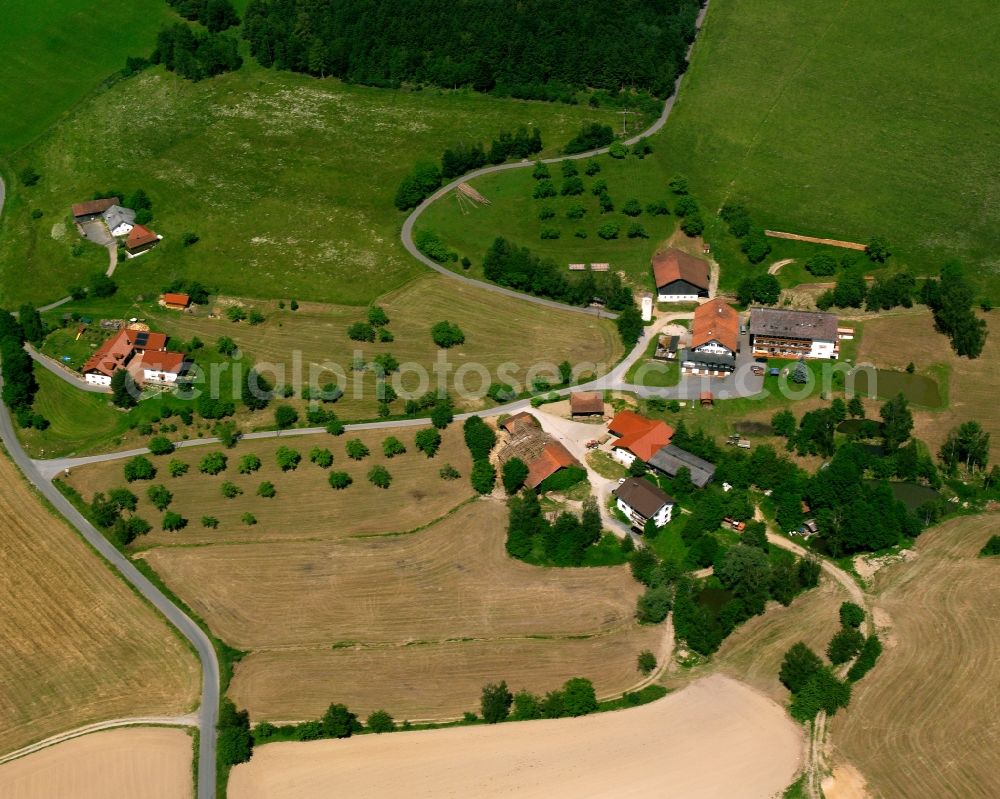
<box><xmin>399</xmin><ymin>1</ymin><xmax>711</xmax><ymax>317</ymax></box>
<box><xmin>0</xmin><ymin>376</ymin><xmax>220</xmax><ymax>797</ymax></box>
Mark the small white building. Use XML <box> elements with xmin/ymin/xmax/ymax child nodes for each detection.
<box><xmin>101</xmin><ymin>205</ymin><xmax>136</xmax><ymax>237</ymax></box>
<box><xmin>138</xmin><ymin>351</ymin><xmax>186</xmax><ymax>384</ymax></box>
<box><xmin>613</xmin><ymin>477</ymin><xmax>675</xmax><ymax>529</ymax></box>
<box><xmin>640</xmin><ymin>292</ymin><xmax>653</xmax><ymax>322</ymax></box>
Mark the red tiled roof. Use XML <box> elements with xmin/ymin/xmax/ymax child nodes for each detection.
<box><xmin>139</xmin><ymin>351</ymin><xmax>185</xmax><ymax>373</ymax></box>
<box><xmin>501</xmin><ymin>411</ymin><xmax>538</xmax><ymax>434</ymax></box>
<box><xmin>570</xmin><ymin>391</ymin><xmax>604</xmax><ymax>414</ymax></box>
<box><xmin>651</xmin><ymin>248</ymin><xmax>709</xmax><ymax>291</ymax></box>
<box><xmin>525</xmin><ymin>441</ymin><xmax>578</xmax><ymax>489</ymax></box>
<box><xmin>82</xmin><ymin>328</ymin><xmax>168</xmax><ymax>377</ymax></box>
<box><xmin>72</xmin><ymin>197</ymin><xmax>119</xmax><ymax>218</ymax></box>
<box><xmin>126</xmin><ymin>224</ymin><xmax>158</xmax><ymax>249</ymax></box>
<box><xmin>691</xmin><ymin>299</ymin><xmax>740</xmax><ymax>353</ymax></box>
<box><xmin>163</xmin><ymin>292</ymin><xmax>190</xmax><ymax>307</ymax></box>
<box><xmin>608</xmin><ymin>411</ymin><xmax>673</xmax><ymax>462</ymax></box>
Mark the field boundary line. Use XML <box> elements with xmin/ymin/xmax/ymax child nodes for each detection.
<box><xmin>765</xmin><ymin>230</ymin><xmax>866</xmax><ymax>251</ymax></box>
<box><xmin>0</xmin><ymin>715</ymin><xmax>198</xmax><ymax>766</ymax></box>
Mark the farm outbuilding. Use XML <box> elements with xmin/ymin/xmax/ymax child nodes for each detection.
<box><xmin>71</xmin><ymin>197</ymin><xmax>119</xmax><ymax>223</ymax></box>
<box><xmin>652</xmin><ymin>248</ymin><xmax>710</xmax><ymax>302</ymax></box>
<box><xmin>570</xmin><ymin>391</ymin><xmax>604</xmax><ymax>417</ymax></box>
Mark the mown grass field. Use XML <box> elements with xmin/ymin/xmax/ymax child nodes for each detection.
<box><xmin>0</xmin><ymin>64</ymin><xmax>626</xmax><ymax>307</ymax></box>
<box><xmin>418</xmin><ymin>146</ymin><xmax>681</xmax><ymax>292</ymax></box>
<box><xmin>64</xmin><ymin>426</ymin><xmax>475</xmax><ymax>547</ymax></box>
<box><xmin>0</xmin><ymin>449</ymin><xmax>199</xmax><ymax>755</ymax></box>
<box><xmin>0</xmin><ymin>0</ymin><xmax>173</xmax><ymax>156</ymax></box>
<box><xmin>831</xmin><ymin>514</ymin><xmax>1000</xmax><ymax>798</ymax></box>
<box><xmin>857</xmin><ymin>310</ymin><xmax>997</xmax><ymax>463</ymax></box>
<box><xmin>656</xmin><ymin>0</ymin><xmax>1000</xmax><ymax>299</ymax></box>
<box><xmin>185</xmin><ymin>500</ymin><xmax>660</xmax><ymax>722</ymax></box>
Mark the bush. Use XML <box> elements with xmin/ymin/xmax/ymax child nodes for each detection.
<box><xmin>326</xmin><ymin>418</ymin><xmax>346</xmax><ymax>436</ymax></box>
<box><xmin>147</xmin><ymin>435</ymin><xmax>176</xmax><ymax>456</ymax></box>
<box><xmin>827</xmin><ymin>626</ymin><xmax>866</xmax><ymax>665</ymax></box>
<box><xmin>681</xmin><ymin>214</ymin><xmax>705</xmax><ymax>236</ymax></box>
<box><xmin>147</xmin><ymin>484</ymin><xmax>173</xmax><ymax>511</ymax></box>
<box><xmin>431</xmin><ymin>320</ymin><xmax>465</xmax><ymax>348</ymax></box>
<box><xmin>563</xmin><ymin>122</ymin><xmax>614</xmax><ymax>154</ymax></box>
<box><xmin>627</xmin><ymin>223</ymin><xmax>648</xmax><ymax>239</ymax></box>
<box><xmin>276</xmin><ymin>446</ymin><xmax>301</xmax><ymax>471</ymax></box>
<box><xmin>19</xmin><ymin>167</ymin><xmax>40</xmax><ymax>186</ymax></box>
<box><xmin>366</xmin><ymin>710</ymin><xmax>395</xmax><ymax>733</ymax></box>
<box><xmin>560</xmin><ymin>176</ymin><xmax>584</xmax><ymax>196</ymax></box>
<box><xmin>309</xmin><ymin>447</ymin><xmax>334</xmax><ymax>468</ymax></box>
<box><xmin>415</xmin><ymin>428</ymin><xmax>441</xmax><ymax>457</ymax></box>
<box><xmin>805</xmin><ymin>253</ymin><xmax>837</xmax><ymax>276</ymax></box>
<box><xmin>540</xmin><ymin>226</ymin><xmax>560</xmax><ymax>239</ymax></box>
<box><xmin>236</xmin><ymin>454</ymin><xmax>260</xmax><ymax>474</ymax></box>
<box><xmin>645</xmin><ymin>200</ymin><xmax>670</xmax><ymax>215</ymax></box>
<box><xmin>779</xmin><ymin>642</ymin><xmax>824</xmax><ymax>694</ymax></box>
<box><xmin>846</xmin><ymin>634</ymin><xmax>883</xmax><ymax>682</ymax></box>
<box><xmin>202</xmin><ymin>516</ymin><xmax>219</xmax><ymax>528</ymax></box>
<box><xmin>584</xmin><ymin>158</ymin><xmax>601</xmax><ymax>175</ymax></box>
<box><xmin>636</xmin><ymin>585</ymin><xmax>672</xmax><ymax>623</ymax></box>
<box><xmin>328</xmin><ymin>471</ymin><xmax>352</xmax><ymax>489</ymax></box>
<box><xmin>532</xmin><ymin>180</ymin><xmax>557</xmax><ymax>199</ymax></box>
<box><xmin>439</xmin><ymin>464</ymin><xmax>461</xmax><ymax>480</ymax></box>
<box><xmin>501</xmin><ymin>457</ymin><xmax>529</xmax><ymax>494</ymax></box>
<box><xmin>382</xmin><ymin>436</ymin><xmax>406</xmax><ymax>457</ymax></box>
<box><xmin>839</xmin><ymin>602</ymin><xmax>865</xmax><ymax>629</ymax></box>
<box><xmin>608</xmin><ymin>141</ymin><xmax>627</xmax><ymax>159</ymax></box>
<box><xmin>538</xmin><ymin>206</ymin><xmax>555</xmax><ymax>220</ymax></box>
<box><xmin>368</xmin><ymin>465</ymin><xmax>392</xmax><ymax>488</ymax></box>
<box><xmin>597</xmin><ymin>222</ymin><xmax>619</xmax><ymax>240</ymax></box>
<box><xmin>622</xmin><ymin>199</ymin><xmax>642</xmax><ymax>217</ymax></box>
<box><xmin>471</xmin><ymin>459</ymin><xmax>496</xmax><ymax>494</ymax></box>
<box><xmin>274</xmin><ymin>404</ymin><xmax>299</xmax><ymax>429</ymax></box>
<box><xmin>347</xmin><ymin>322</ymin><xmax>375</xmax><ymax>342</ymax></box>
<box><xmin>480</xmin><ymin>681</ymin><xmax>513</xmax><ymax>723</ymax></box>
<box><xmin>124</xmin><ymin>456</ymin><xmax>156</xmax><ymax>482</ymax></box>
<box><xmin>637</xmin><ymin>650</ymin><xmax>657</xmax><ymax>675</ymax></box>
<box><xmin>162</xmin><ymin>511</ymin><xmax>187</xmax><ymax>532</ymax></box>
<box><xmin>532</xmin><ymin>161</ymin><xmax>550</xmax><ymax>180</ymax></box>
<box><xmin>221</xmin><ymin>481</ymin><xmax>242</xmax><ymax>499</ymax></box>
<box><xmin>346</xmin><ymin>439</ymin><xmax>370</xmax><ymax>460</ymax></box>
<box><xmin>168</xmin><ymin>459</ymin><xmax>189</xmax><ymax>478</ymax></box>
<box><xmin>241</xmin><ymin>512</ymin><xmax>257</xmax><ymax>526</ymax></box>
<box><xmin>865</xmin><ymin>236</ymin><xmax>891</xmax><ymax>263</ymax></box>
<box><xmin>367</xmin><ymin>305</ymin><xmax>389</xmax><ymax>326</ymax></box>
<box><xmin>182</xmin><ymin>231</ymin><xmax>199</xmax><ymax>246</ymax></box>
<box><xmin>199</xmin><ymin>452</ymin><xmax>227</xmax><ymax>475</ymax></box>
<box><xmin>257</xmin><ymin>480</ymin><xmax>276</xmax><ymax>498</ymax></box>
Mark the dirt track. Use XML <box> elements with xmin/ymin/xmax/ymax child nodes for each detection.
<box><xmin>0</xmin><ymin>727</ymin><xmax>192</xmax><ymax>799</ymax></box>
<box><xmin>230</xmin><ymin>674</ymin><xmax>803</xmax><ymax>799</ymax></box>
<box><xmin>764</xmin><ymin>231</ymin><xmax>866</xmax><ymax>250</ymax></box>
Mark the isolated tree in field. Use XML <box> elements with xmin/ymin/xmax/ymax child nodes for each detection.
<box><xmin>827</xmin><ymin>626</ymin><xmax>865</xmax><ymax>665</ymax></box>
<box><xmin>880</xmin><ymin>393</ymin><xmax>913</xmax><ymax>449</ymax></box>
<box><xmin>366</xmin><ymin>710</ymin><xmax>395</xmax><ymax>733</ymax></box>
<box><xmin>168</xmin><ymin>459</ymin><xmax>189</xmax><ymax>478</ymax></box>
<box><xmin>637</xmin><ymin>650</ymin><xmax>657</xmax><ymax>675</ymax></box>
<box><xmin>124</xmin><ymin>456</ymin><xmax>156</xmax><ymax>482</ymax></box>
<box><xmin>502</xmin><ymin>457</ymin><xmax>529</xmax><ymax>494</ymax></box>
<box><xmin>217</xmin><ymin>700</ymin><xmax>252</xmax><ymax>766</ymax></box>
<box><xmin>622</xmin><ymin>198</ymin><xmax>642</xmax><ymax>217</ymax></box>
<box><xmin>382</xmin><ymin>436</ymin><xmax>406</xmax><ymax>457</ymax></box>
<box><xmin>328</xmin><ymin>471</ymin><xmax>352</xmax><ymax>489</ymax></box>
<box><xmin>147</xmin><ymin>484</ymin><xmax>173</xmax><ymax>511</ymax></box>
<box><xmin>430</xmin><ymin>320</ymin><xmax>465</xmax><ymax>348</ymax></box>
<box><xmin>779</xmin><ymin>642</ymin><xmax>824</xmax><ymax>694</ymax></box>
<box><xmin>220</xmin><ymin>481</ymin><xmax>242</xmax><ymax>499</ymax></box>
<box><xmin>257</xmin><ymin>481</ymin><xmax>276</xmax><ymax>498</ymax></box>
<box><xmin>415</xmin><ymin>428</ymin><xmax>441</xmax><ymax>457</ymax></box>
<box><xmin>480</xmin><ymin>681</ymin><xmax>513</xmax><ymax>723</ymax></box>
<box><xmin>322</xmin><ymin>703</ymin><xmax>360</xmax><ymax>738</ymax></box>
<box><xmin>309</xmin><ymin>447</ymin><xmax>333</xmax><ymax>467</ymax></box>
<box><xmin>368</xmin><ymin>465</ymin><xmax>392</xmax><ymax>488</ymax></box>
<box><xmin>110</xmin><ymin>368</ymin><xmax>139</xmax><ymax>408</ymax></box>
<box><xmin>367</xmin><ymin>305</ymin><xmax>389</xmax><ymax>327</ymax></box>
<box><xmin>147</xmin><ymin>435</ymin><xmax>175</xmax><ymax>455</ymax></box>
<box><xmin>597</xmin><ymin>221</ymin><xmax>619</xmax><ymax>239</ymax></box>
<box><xmin>346</xmin><ymin>439</ymin><xmax>370</xmax><ymax>460</ymax></box>
<box><xmin>199</xmin><ymin>452</ymin><xmax>227</xmax><ymax>475</ymax></box>
<box><xmin>162</xmin><ymin>511</ymin><xmax>187</xmax><ymax>531</ymax></box>
<box><xmin>839</xmin><ymin>602</ymin><xmax>865</xmax><ymax>629</ymax></box>
<box><xmin>347</xmin><ymin>321</ymin><xmax>375</xmax><ymax>342</ymax></box>
<box><xmin>627</xmin><ymin>223</ymin><xmax>648</xmax><ymax>239</ymax></box>
<box><xmin>276</xmin><ymin>446</ymin><xmax>301</xmax><ymax>471</ymax></box>
<box><xmin>237</xmin><ymin>454</ymin><xmax>260</xmax><ymax>474</ymax></box>
<box><xmin>865</xmin><ymin>236</ymin><xmax>891</xmax><ymax>263</ymax></box>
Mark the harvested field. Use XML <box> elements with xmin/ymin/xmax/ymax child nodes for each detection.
<box><xmin>0</xmin><ymin>727</ymin><xmax>192</xmax><ymax>799</ymax></box>
<box><xmin>231</xmin><ymin>626</ymin><xmax>661</xmax><ymax>722</ymax></box>
<box><xmin>0</xmin><ymin>452</ymin><xmax>198</xmax><ymax>755</ymax></box>
<box><xmin>143</xmin><ymin>501</ymin><xmax>639</xmax><ymax>649</ymax></box>
<box><xmin>857</xmin><ymin>310</ymin><xmax>998</xmax><ymax>462</ymax></box>
<box><xmin>144</xmin><ymin>500</ymin><xmax>657</xmax><ymax>720</ymax></box>
<box><xmin>229</xmin><ymin>674</ymin><xmax>803</xmax><ymax>798</ymax></box>
<box><xmin>831</xmin><ymin>514</ymin><xmax>1000</xmax><ymax>799</ymax></box>
<box><xmin>63</xmin><ymin>427</ymin><xmax>474</xmax><ymax>547</ymax></box>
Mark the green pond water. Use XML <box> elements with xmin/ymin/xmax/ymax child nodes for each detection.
<box><xmin>865</xmin><ymin>480</ymin><xmax>941</xmax><ymax>511</ymax></box>
<box><xmin>849</xmin><ymin>369</ymin><xmax>942</xmax><ymax>407</ymax></box>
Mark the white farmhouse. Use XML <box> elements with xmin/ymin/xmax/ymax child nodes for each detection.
<box><xmin>101</xmin><ymin>204</ymin><xmax>136</xmax><ymax>237</ymax></box>
<box><xmin>613</xmin><ymin>477</ymin><xmax>675</xmax><ymax>530</ymax></box>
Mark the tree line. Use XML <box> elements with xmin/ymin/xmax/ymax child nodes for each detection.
<box><xmin>150</xmin><ymin>22</ymin><xmax>242</xmax><ymax>81</ymax></box>
<box><xmin>242</xmin><ymin>0</ymin><xmax>700</xmax><ymax>98</ymax></box>
<box><xmin>0</xmin><ymin>310</ymin><xmax>42</xmax><ymax>428</ymax></box>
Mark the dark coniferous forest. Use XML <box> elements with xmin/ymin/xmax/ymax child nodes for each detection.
<box><xmin>242</xmin><ymin>0</ymin><xmax>701</xmax><ymax>98</ymax></box>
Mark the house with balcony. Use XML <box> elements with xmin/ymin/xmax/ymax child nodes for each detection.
<box><xmin>749</xmin><ymin>307</ymin><xmax>838</xmax><ymax>360</ymax></box>
<box><xmin>613</xmin><ymin>477</ymin><xmax>675</xmax><ymax>530</ymax></box>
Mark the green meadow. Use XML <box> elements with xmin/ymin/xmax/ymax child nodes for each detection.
<box><xmin>0</xmin><ymin>0</ymin><xmax>174</xmax><ymax>156</ymax></box>
<box><xmin>0</xmin><ymin>63</ymin><xmax>627</xmax><ymax>307</ymax></box>
<box><xmin>655</xmin><ymin>0</ymin><xmax>1000</xmax><ymax>298</ymax></box>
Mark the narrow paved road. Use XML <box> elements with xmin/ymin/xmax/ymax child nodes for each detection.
<box><xmin>0</xmin><ymin>377</ymin><xmax>220</xmax><ymax>798</ymax></box>
<box><xmin>399</xmin><ymin>0</ymin><xmax>711</xmax><ymax>317</ymax></box>
<box><xmin>27</xmin><ymin>344</ymin><xmax>110</xmax><ymax>393</ymax></box>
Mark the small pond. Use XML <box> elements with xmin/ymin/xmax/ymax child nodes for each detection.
<box><xmin>698</xmin><ymin>586</ymin><xmax>734</xmax><ymax>613</ymax></box>
<box><xmin>849</xmin><ymin>368</ymin><xmax>942</xmax><ymax>407</ymax></box>
<box><xmin>865</xmin><ymin>480</ymin><xmax>941</xmax><ymax>511</ymax></box>
<box><xmin>836</xmin><ymin>419</ymin><xmax>884</xmax><ymax>436</ymax></box>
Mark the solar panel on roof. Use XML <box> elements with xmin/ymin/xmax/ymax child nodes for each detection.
<box><xmin>134</xmin><ymin>332</ymin><xmax>149</xmax><ymax>346</ymax></box>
